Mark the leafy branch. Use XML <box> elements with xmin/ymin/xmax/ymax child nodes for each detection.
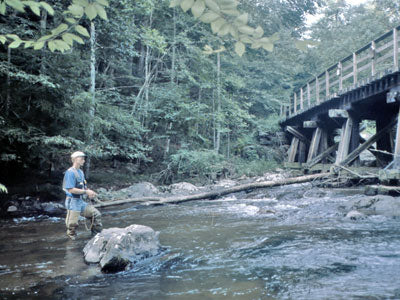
<box><xmin>170</xmin><ymin>0</ymin><xmax>279</xmax><ymax>56</ymax></box>
<box><xmin>0</xmin><ymin>0</ymin><xmax>109</xmax><ymax>52</ymax></box>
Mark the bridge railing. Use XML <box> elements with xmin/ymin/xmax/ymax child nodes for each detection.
<box><xmin>280</xmin><ymin>25</ymin><xmax>400</xmax><ymax>118</ymax></box>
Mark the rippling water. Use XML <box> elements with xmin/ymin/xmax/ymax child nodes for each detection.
<box><xmin>1</xmin><ymin>183</ymin><xmax>400</xmax><ymax>299</ymax></box>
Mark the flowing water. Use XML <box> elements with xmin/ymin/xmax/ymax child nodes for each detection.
<box><xmin>1</xmin><ymin>183</ymin><xmax>400</xmax><ymax>299</ymax></box>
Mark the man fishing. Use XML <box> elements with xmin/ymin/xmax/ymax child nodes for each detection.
<box><xmin>63</xmin><ymin>151</ymin><xmax>102</xmax><ymax>240</ymax></box>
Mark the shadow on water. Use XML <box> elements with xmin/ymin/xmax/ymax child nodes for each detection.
<box><xmin>1</xmin><ymin>184</ymin><xmax>400</xmax><ymax>299</ymax></box>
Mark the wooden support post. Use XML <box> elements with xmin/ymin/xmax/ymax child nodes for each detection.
<box><xmin>336</xmin><ymin>117</ymin><xmax>354</xmax><ymax>164</ymax></box>
<box><xmin>319</xmin><ymin>130</ymin><xmax>328</xmax><ymax>159</ymax></box>
<box><xmin>394</xmin><ymin>28</ymin><xmax>398</xmax><ymax>70</ymax></box>
<box><xmin>307</xmin><ymin>83</ymin><xmax>311</xmax><ymax>107</ymax></box>
<box><xmin>294</xmin><ymin>93</ymin><xmax>297</xmax><ymax>114</ymax></box>
<box><xmin>325</xmin><ymin>70</ymin><xmax>330</xmax><ymax>98</ymax></box>
<box><xmin>300</xmin><ymin>88</ymin><xmax>304</xmax><ymax>110</ymax></box>
<box><xmin>286</xmin><ymin>126</ymin><xmax>310</xmax><ymax>145</ymax></box>
<box><xmin>371</xmin><ymin>41</ymin><xmax>376</xmax><ymax>77</ymax></box>
<box><xmin>350</xmin><ymin>118</ymin><xmax>360</xmax><ymax>166</ymax></box>
<box><xmin>338</xmin><ymin>62</ymin><xmax>343</xmax><ymax>91</ymax></box>
<box><xmin>339</xmin><ymin>118</ymin><xmax>396</xmax><ymax>167</ymax></box>
<box><xmin>307</xmin><ymin>127</ymin><xmax>322</xmax><ymax>162</ymax></box>
<box><xmin>288</xmin><ymin>137</ymin><xmax>299</xmax><ymax>163</ymax></box>
<box><xmin>353</xmin><ymin>52</ymin><xmax>358</xmax><ymax>85</ymax></box>
<box><xmin>298</xmin><ymin>141</ymin><xmax>307</xmax><ymax>163</ymax></box>
<box><xmin>316</xmin><ymin>76</ymin><xmax>320</xmax><ymax>104</ymax></box>
<box><xmin>394</xmin><ymin>107</ymin><xmax>400</xmax><ymax>167</ymax></box>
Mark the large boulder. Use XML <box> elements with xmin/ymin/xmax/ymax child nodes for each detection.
<box><xmin>112</xmin><ymin>182</ymin><xmax>160</xmax><ymax>199</ymax></box>
<box><xmin>83</xmin><ymin>224</ymin><xmax>160</xmax><ymax>273</ymax></box>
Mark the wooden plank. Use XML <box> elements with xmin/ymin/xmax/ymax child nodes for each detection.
<box><xmin>303</xmin><ymin>121</ymin><xmax>318</xmax><ymax>128</ymax></box>
<box><xmin>376</xmin><ymin>40</ymin><xmax>393</xmax><ymax>53</ymax></box>
<box><xmin>316</xmin><ymin>76</ymin><xmax>320</xmax><ymax>104</ymax></box>
<box><xmin>342</xmin><ymin>63</ymin><xmax>353</xmax><ymax>72</ymax></box>
<box><xmin>294</xmin><ymin>93</ymin><xmax>297</xmax><ymax>113</ymax></box>
<box><xmin>305</xmin><ymin>142</ymin><xmax>339</xmax><ymax>169</ymax></box>
<box><xmin>298</xmin><ymin>141</ymin><xmax>307</xmax><ymax>163</ymax></box>
<box><xmin>357</xmin><ymin>62</ymin><xmax>372</xmax><ymax>73</ymax></box>
<box><xmin>300</xmin><ymin>88</ymin><xmax>304</xmax><ymax>110</ymax></box>
<box><xmin>329</xmin><ymin>109</ymin><xmax>349</xmax><ymax>118</ymax></box>
<box><xmin>376</xmin><ymin>51</ymin><xmax>394</xmax><ymax>64</ymax></box>
<box><xmin>394</xmin><ymin>107</ymin><xmax>400</xmax><ymax>163</ymax></box>
<box><xmin>286</xmin><ymin>126</ymin><xmax>310</xmax><ymax>145</ymax></box>
<box><xmin>338</xmin><ymin>61</ymin><xmax>343</xmax><ymax>90</ymax></box>
<box><xmin>288</xmin><ymin>137</ymin><xmax>299</xmax><ymax>163</ymax></box>
<box><xmin>371</xmin><ymin>41</ymin><xmax>376</xmax><ymax>76</ymax></box>
<box><xmin>339</xmin><ymin>118</ymin><xmax>396</xmax><ymax>167</ymax></box>
<box><xmin>342</xmin><ymin>72</ymin><xmax>354</xmax><ymax>81</ymax></box>
<box><xmin>307</xmin><ymin>128</ymin><xmax>322</xmax><ymax>162</ymax></box>
<box><xmin>307</xmin><ymin>83</ymin><xmax>311</xmax><ymax>107</ymax></box>
<box><xmin>356</xmin><ymin>53</ymin><xmax>371</xmax><ymax>64</ymax></box>
<box><xmin>394</xmin><ymin>28</ymin><xmax>398</xmax><ymax>70</ymax></box>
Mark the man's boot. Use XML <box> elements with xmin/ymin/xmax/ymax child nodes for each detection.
<box><xmin>83</xmin><ymin>205</ymin><xmax>103</xmax><ymax>236</ymax></box>
<box><xmin>66</xmin><ymin>210</ymin><xmax>80</xmax><ymax>240</ymax></box>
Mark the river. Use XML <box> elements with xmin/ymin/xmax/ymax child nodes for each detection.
<box><xmin>1</xmin><ymin>183</ymin><xmax>400</xmax><ymax>299</ymax></box>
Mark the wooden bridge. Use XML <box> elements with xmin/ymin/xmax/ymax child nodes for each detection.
<box><xmin>279</xmin><ymin>26</ymin><xmax>400</xmax><ymax>182</ymax></box>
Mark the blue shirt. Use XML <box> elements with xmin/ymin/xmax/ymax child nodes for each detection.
<box><xmin>63</xmin><ymin>167</ymin><xmax>88</xmax><ymax>212</ymax></box>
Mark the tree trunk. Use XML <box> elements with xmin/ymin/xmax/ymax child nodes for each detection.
<box><xmin>40</xmin><ymin>10</ymin><xmax>47</xmax><ymax>74</ymax></box>
<box><xmin>215</xmin><ymin>52</ymin><xmax>221</xmax><ymax>153</ymax></box>
<box><xmin>95</xmin><ymin>173</ymin><xmax>330</xmax><ymax>208</ymax></box>
<box><xmin>6</xmin><ymin>47</ymin><xmax>11</xmax><ymax>117</ymax></box>
<box><xmin>86</xmin><ymin>22</ymin><xmax>96</xmax><ymax>179</ymax></box>
<box><xmin>170</xmin><ymin>8</ymin><xmax>176</xmax><ymax>84</ymax></box>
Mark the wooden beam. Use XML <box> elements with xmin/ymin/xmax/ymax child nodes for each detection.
<box><xmin>339</xmin><ymin>118</ymin><xmax>396</xmax><ymax>167</ymax></box>
<box><xmin>329</xmin><ymin>109</ymin><xmax>349</xmax><ymax>118</ymax></box>
<box><xmin>305</xmin><ymin>142</ymin><xmax>339</xmax><ymax>169</ymax></box>
<box><xmin>336</xmin><ymin>117</ymin><xmax>354</xmax><ymax>164</ymax></box>
<box><xmin>307</xmin><ymin>128</ymin><xmax>322</xmax><ymax>162</ymax></box>
<box><xmin>286</xmin><ymin>126</ymin><xmax>310</xmax><ymax>145</ymax></box>
<box><xmin>394</xmin><ymin>107</ymin><xmax>400</xmax><ymax>167</ymax></box>
<box><xmin>288</xmin><ymin>137</ymin><xmax>299</xmax><ymax>163</ymax></box>
<box><xmin>303</xmin><ymin>121</ymin><xmax>318</xmax><ymax>128</ymax></box>
<box><xmin>300</xmin><ymin>88</ymin><xmax>304</xmax><ymax>110</ymax></box>
<box><xmin>298</xmin><ymin>141</ymin><xmax>307</xmax><ymax>163</ymax></box>
<box><xmin>371</xmin><ymin>41</ymin><xmax>376</xmax><ymax>76</ymax></box>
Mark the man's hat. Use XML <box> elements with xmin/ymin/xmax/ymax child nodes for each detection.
<box><xmin>71</xmin><ymin>151</ymin><xmax>86</xmax><ymax>158</ymax></box>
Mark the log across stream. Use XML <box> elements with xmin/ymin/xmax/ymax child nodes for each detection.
<box><xmin>95</xmin><ymin>172</ymin><xmax>330</xmax><ymax>208</ymax></box>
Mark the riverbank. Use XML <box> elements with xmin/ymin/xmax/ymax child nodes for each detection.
<box><xmin>0</xmin><ymin>169</ymin><xmax>292</xmax><ymax>219</ymax></box>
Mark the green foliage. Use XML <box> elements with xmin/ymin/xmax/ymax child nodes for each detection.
<box><xmin>168</xmin><ymin>149</ymin><xmax>226</xmax><ymax>179</ymax></box>
<box><xmin>0</xmin><ymin>0</ymin><xmax>110</xmax><ymax>52</ymax></box>
<box><xmin>170</xmin><ymin>0</ymin><xmax>282</xmax><ymax>56</ymax></box>
<box><xmin>0</xmin><ymin>183</ymin><xmax>7</xmax><ymax>193</ymax></box>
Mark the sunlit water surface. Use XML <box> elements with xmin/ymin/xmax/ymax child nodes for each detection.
<box><xmin>1</xmin><ymin>183</ymin><xmax>400</xmax><ymax>299</ymax></box>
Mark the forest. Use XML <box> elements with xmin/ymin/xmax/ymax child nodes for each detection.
<box><xmin>1</xmin><ymin>0</ymin><xmax>399</xmax><ymax>193</ymax></box>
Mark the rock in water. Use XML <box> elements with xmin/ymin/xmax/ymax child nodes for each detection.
<box><xmin>83</xmin><ymin>224</ymin><xmax>160</xmax><ymax>273</ymax></box>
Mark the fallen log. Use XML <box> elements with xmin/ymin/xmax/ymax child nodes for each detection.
<box><xmin>95</xmin><ymin>172</ymin><xmax>330</xmax><ymax>208</ymax></box>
